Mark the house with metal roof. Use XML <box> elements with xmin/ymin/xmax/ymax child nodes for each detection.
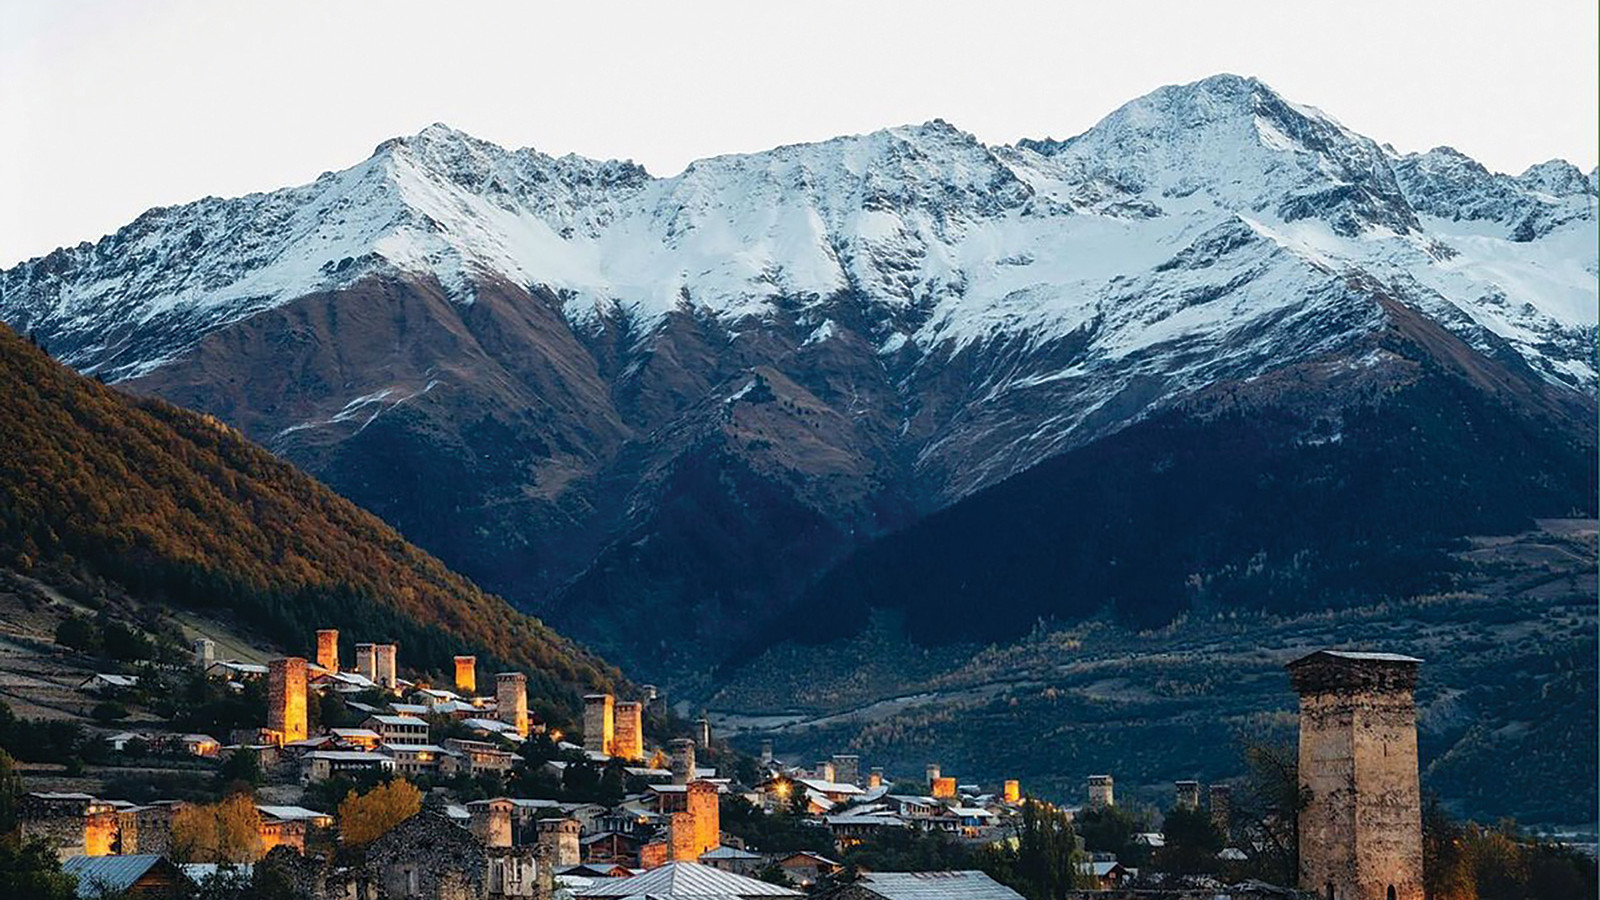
<box><xmin>571</xmin><ymin>860</ymin><xmax>802</xmax><ymax>898</ymax></box>
<box><xmin>61</xmin><ymin>854</ymin><xmax>189</xmax><ymax>898</ymax></box>
<box><xmin>821</xmin><ymin>870</ymin><xmax>1025</xmax><ymax>900</ymax></box>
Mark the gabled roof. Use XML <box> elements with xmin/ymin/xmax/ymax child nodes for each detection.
<box><xmin>256</xmin><ymin>805</ymin><xmax>330</xmax><ymax>822</ymax></box>
<box><xmin>364</xmin><ymin>714</ymin><xmax>427</xmax><ymax>726</ymax></box>
<box><xmin>62</xmin><ymin>854</ymin><xmax>184</xmax><ymax>898</ymax></box>
<box><xmin>698</xmin><ymin>845</ymin><xmax>761</xmax><ymax>860</ymax></box>
<box><xmin>854</xmin><ymin>871</ymin><xmax>1025</xmax><ymax>900</ymax></box>
<box><xmin>573</xmin><ymin>860</ymin><xmax>802</xmax><ymax>897</ymax></box>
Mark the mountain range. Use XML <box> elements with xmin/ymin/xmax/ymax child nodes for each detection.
<box><xmin>2</xmin><ymin>73</ymin><xmax>1594</xmax><ymax>711</ymax></box>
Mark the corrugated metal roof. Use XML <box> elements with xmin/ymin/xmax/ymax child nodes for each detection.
<box><xmin>575</xmin><ymin>861</ymin><xmax>802</xmax><ymax>897</ymax></box>
<box><xmin>61</xmin><ymin>854</ymin><xmax>172</xmax><ymax>898</ymax></box>
<box><xmin>856</xmin><ymin>871</ymin><xmax>1026</xmax><ymax>900</ymax></box>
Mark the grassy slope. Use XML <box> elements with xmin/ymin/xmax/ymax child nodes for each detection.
<box><xmin>0</xmin><ymin>324</ymin><xmax>620</xmax><ymax>705</ymax></box>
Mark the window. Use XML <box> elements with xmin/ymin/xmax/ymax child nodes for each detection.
<box><xmin>1387</xmin><ymin>888</ymin><xmax>1396</xmax><ymax>900</ymax></box>
<box><xmin>1326</xmin><ymin>884</ymin><xmax>1335</xmax><ymax>900</ymax></box>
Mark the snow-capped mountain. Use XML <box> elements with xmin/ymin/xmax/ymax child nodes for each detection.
<box><xmin>3</xmin><ymin>74</ymin><xmax>1594</xmax><ymax>677</ymax></box>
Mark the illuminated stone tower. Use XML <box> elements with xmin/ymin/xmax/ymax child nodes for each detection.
<box><xmin>315</xmin><ymin>629</ymin><xmax>339</xmax><ymax>672</ymax></box>
<box><xmin>613</xmin><ymin>701</ymin><xmax>644</xmax><ymax>760</ymax></box>
<box><xmin>1289</xmin><ymin>650</ymin><xmax>1423</xmax><ymax>900</ymax></box>
<box><xmin>267</xmin><ymin>657</ymin><xmax>307</xmax><ymax>745</ymax></box>
<box><xmin>1003</xmin><ymin>780</ymin><xmax>1022</xmax><ymax>804</ymax></box>
<box><xmin>685</xmin><ymin>779</ymin><xmax>720</xmax><ymax>858</ymax></box>
<box><xmin>454</xmin><ymin>655</ymin><xmax>476</xmax><ymax>695</ymax></box>
<box><xmin>583</xmin><ymin>694</ymin><xmax>615</xmax><ymax>755</ymax></box>
<box><xmin>496</xmin><ymin>672</ymin><xmax>529</xmax><ymax>737</ymax></box>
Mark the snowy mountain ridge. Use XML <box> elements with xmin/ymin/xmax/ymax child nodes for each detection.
<box><xmin>4</xmin><ymin>74</ymin><xmax>1594</xmax><ymax>395</ymax></box>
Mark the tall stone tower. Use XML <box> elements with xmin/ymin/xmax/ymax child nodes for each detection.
<box><xmin>454</xmin><ymin>656</ymin><xmax>476</xmax><ymax>695</ymax></box>
<box><xmin>315</xmin><ymin>629</ymin><xmax>339</xmax><ymax>673</ymax></box>
<box><xmin>193</xmin><ymin>638</ymin><xmax>215</xmax><ymax>668</ymax></box>
<box><xmin>471</xmin><ymin>798</ymin><xmax>513</xmax><ymax>848</ymax></box>
<box><xmin>686</xmin><ymin>780</ymin><xmax>721</xmax><ymax>858</ymax></box>
<box><xmin>695</xmin><ymin>716</ymin><xmax>711</xmax><ymax>749</ymax></box>
<box><xmin>355</xmin><ymin>643</ymin><xmax>376</xmax><ymax>681</ymax></box>
<box><xmin>267</xmin><ymin>657</ymin><xmax>308</xmax><ymax>744</ymax></box>
<box><xmin>1087</xmin><ymin>775</ymin><xmax>1115</xmax><ymax>808</ymax></box>
<box><xmin>537</xmin><ymin>818</ymin><xmax>581</xmax><ymax>867</ymax></box>
<box><xmin>1003</xmin><ymin>780</ymin><xmax>1021</xmax><ymax>804</ymax></box>
<box><xmin>868</xmin><ymin>767</ymin><xmax>884</xmax><ymax>789</ymax></box>
<box><xmin>1288</xmin><ymin>650</ymin><xmax>1423</xmax><ymax>900</ymax></box>
<box><xmin>760</xmin><ymin>740</ymin><xmax>774</xmax><ymax>766</ymax></box>
<box><xmin>832</xmin><ymin>754</ymin><xmax>860</xmax><ymax>786</ymax></box>
<box><xmin>496</xmin><ymin>672</ymin><xmax>529</xmax><ymax>737</ymax></box>
<box><xmin>668</xmin><ymin>812</ymin><xmax>698</xmax><ymax>861</ymax></box>
<box><xmin>1175</xmin><ymin>780</ymin><xmax>1201</xmax><ymax>811</ymax></box>
<box><xmin>613</xmin><ymin>701</ymin><xmax>644</xmax><ymax>760</ymax></box>
<box><xmin>1209</xmin><ymin>784</ymin><xmax>1233</xmax><ymax>834</ymax></box>
<box><xmin>583</xmin><ymin>694</ymin><xmax>615</xmax><ymax>755</ymax></box>
<box><xmin>925</xmin><ymin>763</ymin><xmax>941</xmax><ymax>787</ymax></box>
<box><xmin>375</xmin><ymin>643</ymin><xmax>398</xmax><ymax>689</ymax></box>
<box><xmin>670</xmin><ymin>738</ymin><xmax>697</xmax><ymax>785</ymax></box>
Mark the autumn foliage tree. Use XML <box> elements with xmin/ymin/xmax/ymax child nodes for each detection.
<box><xmin>170</xmin><ymin>794</ymin><xmax>263</xmax><ymax>863</ymax></box>
<box><xmin>338</xmin><ymin>779</ymin><xmax>422</xmax><ymax>845</ymax></box>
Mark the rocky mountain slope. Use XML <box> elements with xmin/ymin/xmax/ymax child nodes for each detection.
<box><xmin>0</xmin><ymin>322</ymin><xmax>619</xmax><ymax>706</ymax></box>
<box><xmin>2</xmin><ymin>74</ymin><xmax>1594</xmax><ymax>681</ymax></box>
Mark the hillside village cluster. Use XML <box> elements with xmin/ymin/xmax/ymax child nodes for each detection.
<box><xmin>18</xmin><ymin>626</ymin><xmax>1431</xmax><ymax>900</ymax></box>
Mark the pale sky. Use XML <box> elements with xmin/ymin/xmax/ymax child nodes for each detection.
<box><xmin>2</xmin><ymin>0</ymin><xmax>1595</xmax><ymax>267</ymax></box>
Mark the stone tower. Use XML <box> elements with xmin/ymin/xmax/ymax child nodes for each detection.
<box><xmin>355</xmin><ymin>643</ymin><xmax>376</xmax><ymax>681</ymax></box>
<box><xmin>695</xmin><ymin>716</ymin><xmax>711</xmax><ymax>749</ymax></box>
<box><xmin>315</xmin><ymin>629</ymin><xmax>339</xmax><ymax>673</ymax></box>
<box><xmin>496</xmin><ymin>672</ymin><xmax>529</xmax><ymax>737</ymax></box>
<box><xmin>868</xmin><ymin>767</ymin><xmax>884</xmax><ymax>789</ymax></box>
<box><xmin>760</xmin><ymin>740</ymin><xmax>774</xmax><ymax>766</ymax></box>
<box><xmin>375</xmin><ymin>643</ymin><xmax>398</xmax><ymax>689</ymax></box>
<box><xmin>613</xmin><ymin>701</ymin><xmax>644</xmax><ymax>760</ymax></box>
<box><xmin>931</xmin><ymin>777</ymin><xmax>957</xmax><ymax>799</ymax></box>
<box><xmin>454</xmin><ymin>656</ymin><xmax>476</xmax><ymax>695</ymax></box>
<box><xmin>583</xmin><ymin>694</ymin><xmax>615</xmax><ymax>755</ymax></box>
<box><xmin>816</xmin><ymin>761</ymin><xmax>836</xmax><ymax>784</ymax></box>
<box><xmin>670</xmin><ymin>738</ymin><xmax>697</xmax><ymax>785</ymax></box>
<box><xmin>1289</xmin><ymin>649</ymin><xmax>1423</xmax><ymax>900</ymax></box>
<box><xmin>1003</xmin><ymin>780</ymin><xmax>1021</xmax><ymax>804</ymax></box>
<box><xmin>537</xmin><ymin>817</ymin><xmax>581</xmax><ymax>867</ymax></box>
<box><xmin>1087</xmin><ymin>775</ymin><xmax>1115</xmax><ymax>808</ymax></box>
<box><xmin>267</xmin><ymin>657</ymin><xmax>307</xmax><ymax>745</ymax></box>
<box><xmin>471</xmin><ymin>798</ymin><xmax>513</xmax><ymax>848</ymax></box>
<box><xmin>832</xmin><ymin>754</ymin><xmax>860</xmax><ymax>786</ymax></box>
<box><xmin>1209</xmin><ymin>784</ymin><xmax>1233</xmax><ymax>835</ymax></box>
<box><xmin>193</xmin><ymin>638</ymin><xmax>215</xmax><ymax>668</ymax></box>
<box><xmin>686</xmin><ymin>779</ymin><xmax>720</xmax><ymax>858</ymax></box>
<box><xmin>1175</xmin><ymin>780</ymin><xmax>1201</xmax><ymax>811</ymax></box>
<box><xmin>668</xmin><ymin>811</ymin><xmax>698</xmax><ymax>861</ymax></box>
<box><xmin>925</xmin><ymin>763</ymin><xmax>941</xmax><ymax>787</ymax></box>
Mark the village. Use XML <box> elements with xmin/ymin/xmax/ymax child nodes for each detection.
<box><xmin>4</xmin><ymin>619</ymin><xmax>1450</xmax><ymax>900</ymax></box>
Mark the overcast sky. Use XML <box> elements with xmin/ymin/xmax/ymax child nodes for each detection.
<box><xmin>2</xmin><ymin>0</ymin><xmax>1595</xmax><ymax>267</ymax></box>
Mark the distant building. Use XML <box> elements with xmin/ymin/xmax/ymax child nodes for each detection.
<box><xmin>820</xmin><ymin>870</ymin><xmax>1023</xmax><ymax>900</ymax></box>
<box><xmin>570</xmin><ymin>861</ymin><xmax>801</xmax><ymax>898</ymax></box>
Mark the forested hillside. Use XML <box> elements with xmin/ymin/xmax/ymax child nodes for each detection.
<box><xmin>0</xmin><ymin>324</ymin><xmax>618</xmax><ymax>705</ymax></box>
